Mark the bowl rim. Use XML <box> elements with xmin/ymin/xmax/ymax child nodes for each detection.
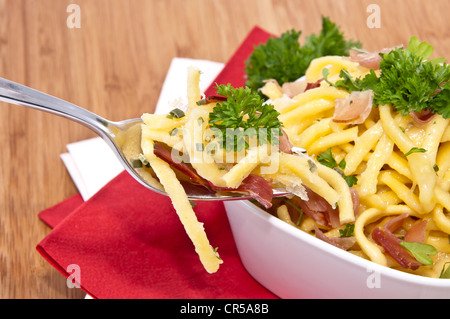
<box><xmin>229</xmin><ymin>199</ymin><xmax>450</xmax><ymax>287</ymax></box>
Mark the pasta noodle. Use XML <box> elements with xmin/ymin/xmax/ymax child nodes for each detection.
<box><xmin>140</xmin><ymin>132</ymin><xmax>222</xmax><ymax>273</ymax></box>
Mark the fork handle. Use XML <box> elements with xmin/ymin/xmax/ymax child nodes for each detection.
<box><xmin>0</xmin><ymin>76</ymin><xmax>113</xmax><ymax>138</ymax></box>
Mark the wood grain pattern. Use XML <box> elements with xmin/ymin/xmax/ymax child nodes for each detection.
<box><xmin>1</xmin><ymin>0</ymin><xmax>449</xmax><ymax>299</ymax></box>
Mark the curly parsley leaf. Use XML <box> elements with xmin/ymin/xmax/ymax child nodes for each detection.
<box><xmin>316</xmin><ymin>147</ymin><xmax>339</xmax><ymax>168</ymax></box>
<box><xmin>208</xmin><ymin>84</ymin><xmax>283</xmax><ymax>152</ymax></box>
<box><xmin>342</xmin><ymin>175</ymin><xmax>358</xmax><ymax>188</ymax></box>
<box><xmin>245</xmin><ymin>16</ymin><xmax>362</xmax><ymax>91</ymax></box>
<box><xmin>373</xmin><ymin>46</ymin><xmax>450</xmax><ymax>118</ymax></box>
<box><xmin>326</xmin><ymin>36</ymin><xmax>450</xmax><ymax>119</ymax></box>
<box><xmin>302</xmin><ymin>16</ymin><xmax>362</xmax><ymax>58</ymax></box>
<box><xmin>245</xmin><ymin>29</ymin><xmax>305</xmax><ymax>92</ymax></box>
<box><xmin>322</xmin><ymin>68</ymin><xmax>378</xmax><ymax>93</ymax></box>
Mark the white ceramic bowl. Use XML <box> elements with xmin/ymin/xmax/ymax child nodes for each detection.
<box><xmin>224</xmin><ymin>200</ymin><xmax>450</xmax><ymax>299</ymax></box>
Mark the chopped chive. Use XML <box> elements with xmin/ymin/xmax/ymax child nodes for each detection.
<box><xmin>206</xmin><ymin>146</ymin><xmax>216</xmax><ymax>155</ymax></box>
<box><xmin>167</xmin><ymin>108</ymin><xmax>185</xmax><ymax>119</ymax></box>
<box><xmin>307</xmin><ymin>159</ymin><xmax>317</xmax><ymax>172</ymax></box>
<box><xmin>402</xmin><ymin>147</ymin><xmax>427</xmax><ymax>157</ymax></box>
<box><xmin>196</xmin><ymin>143</ymin><xmax>204</xmax><ymax>151</ymax></box>
<box><xmin>196</xmin><ymin>99</ymin><xmax>206</xmax><ymax>106</ymax></box>
<box><xmin>169</xmin><ymin>127</ymin><xmax>179</xmax><ymax>136</ymax></box>
<box><xmin>131</xmin><ymin>159</ymin><xmax>143</xmax><ymax>168</ymax></box>
<box><xmin>283</xmin><ymin>198</ymin><xmax>304</xmax><ymax>226</ymax></box>
<box><xmin>138</xmin><ymin>153</ymin><xmax>150</xmax><ymax>167</ymax></box>
<box><xmin>213</xmin><ymin>247</ymin><xmax>223</xmax><ymax>261</ymax></box>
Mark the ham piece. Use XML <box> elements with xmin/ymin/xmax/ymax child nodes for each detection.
<box><xmin>405</xmin><ymin>220</ymin><xmax>428</xmax><ymax>243</ymax></box>
<box><xmin>372</xmin><ymin>228</ymin><xmax>423</xmax><ymax>270</ymax></box>
<box><xmin>230</xmin><ymin>174</ymin><xmax>274</xmax><ymax>209</ymax></box>
<box><xmin>281</xmin><ymin>79</ymin><xmax>322</xmax><ymax>98</ymax></box>
<box><xmin>349</xmin><ymin>50</ymin><xmax>383</xmax><ymax>70</ymax></box>
<box><xmin>333</xmin><ymin>90</ymin><xmax>374</xmax><ymax>125</ymax></box>
<box><xmin>295</xmin><ymin>187</ymin><xmax>340</xmax><ymax>228</ymax></box>
<box><xmin>314</xmin><ymin>226</ymin><xmax>356</xmax><ymax>251</ymax></box>
<box><xmin>349</xmin><ymin>46</ymin><xmax>402</xmax><ymax>70</ymax></box>
<box><xmin>210</xmin><ymin>174</ymin><xmax>274</xmax><ymax>209</ymax></box>
<box><xmin>263</xmin><ymin>78</ymin><xmax>322</xmax><ymax>99</ymax></box>
<box><xmin>278</xmin><ymin>128</ymin><xmax>293</xmax><ymax>154</ymax></box>
<box><xmin>153</xmin><ymin>142</ymin><xmax>274</xmax><ymax>208</ymax></box>
<box><xmin>409</xmin><ymin>109</ymin><xmax>435</xmax><ymax>125</ymax></box>
<box><xmin>153</xmin><ymin>142</ymin><xmax>212</xmax><ymax>190</ymax></box>
<box><xmin>292</xmin><ymin>186</ymin><xmax>359</xmax><ymax>229</ymax></box>
<box><xmin>371</xmin><ymin>213</ymin><xmax>427</xmax><ymax>270</ymax></box>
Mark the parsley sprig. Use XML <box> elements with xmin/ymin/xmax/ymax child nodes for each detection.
<box><xmin>245</xmin><ymin>16</ymin><xmax>361</xmax><ymax>91</ymax></box>
<box><xmin>208</xmin><ymin>84</ymin><xmax>283</xmax><ymax>152</ymax></box>
<box><xmin>399</xmin><ymin>241</ymin><xmax>437</xmax><ymax>266</ymax></box>
<box><xmin>439</xmin><ymin>262</ymin><xmax>450</xmax><ymax>279</ymax></box>
<box><xmin>317</xmin><ymin>148</ymin><xmax>358</xmax><ymax>187</ymax></box>
<box><xmin>323</xmin><ymin>36</ymin><xmax>450</xmax><ymax>119</ymax></box>
<box><xmin>339</xmin><ymin>224</ymin><xmax>355</xmax><ymax>237</ymax></box>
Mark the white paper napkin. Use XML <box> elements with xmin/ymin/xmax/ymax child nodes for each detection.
<box><xmin>61</xmin><ymin>57</ymin><xmax>224</xmax><ymax>200</ymax></box>
<box><xmin>155</xmin><ymin>58</ymin><xmax>224</xmax><ymax>114</ymax></box>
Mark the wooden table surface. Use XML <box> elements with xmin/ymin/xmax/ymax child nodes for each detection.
<box><xmin>1</xmin><ymin>0</ymin><xmax>450</xmax><ymax>299</ymax></box>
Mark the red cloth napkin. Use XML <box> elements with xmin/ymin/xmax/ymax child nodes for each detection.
<box><xmin>37</xmin><ymin>26</ymin><xmax>278</xmax><ymax>299</ymax></box>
